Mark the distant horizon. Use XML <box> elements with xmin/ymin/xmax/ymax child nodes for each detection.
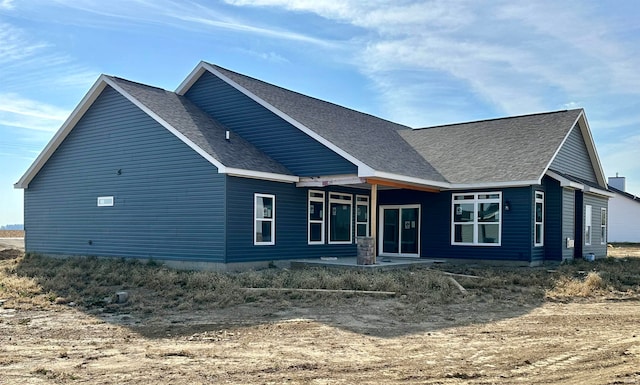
<box><xmin>2</xmin><ymin>1</ymin><xmax>640</xmax><ymax>225</ymax></box>
<box><xmin>0</xmin><ymin>224</ymin><xmax>24</xmax><ymax>231</ymax></box>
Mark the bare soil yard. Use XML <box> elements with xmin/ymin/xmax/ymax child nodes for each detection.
<box><xmin>1</xmin><ymin>243</ymin><xmax>639</xmax><ymax>384</ymax></box>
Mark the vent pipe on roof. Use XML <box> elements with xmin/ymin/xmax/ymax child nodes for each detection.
<box><xmin>225</xmin><ymin>130</ymin><xmax>230</xmax><ymax>141</ymax></box>
<box><xmin>608</xmin><ymin>174</ymin><xmax>626</xmax><ymax>191</ymax></box>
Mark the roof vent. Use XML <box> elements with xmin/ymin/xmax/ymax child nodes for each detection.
<box><xmin>225</xmin><ymin>130</ymin><xmax>230</xmax><ymax>141</ymax></box>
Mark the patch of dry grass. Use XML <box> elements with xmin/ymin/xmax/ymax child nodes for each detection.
<box><xmin>546</xmin><ymin>271</ymin><xmax>607</xmax><ymax>298</ymax></box>
<box><xmin>3</xmin><ymin>252</ymin><xmax>460</xmax><ymax>313</ymax></box>
<box><xmin>2</xmin><ymin>249</ymin><xmax>639</xmax><ymax>316</ymax></box>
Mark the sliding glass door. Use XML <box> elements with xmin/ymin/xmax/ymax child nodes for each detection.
<box><xmin>380</xmin><ymin>205</ymin><xmax>420</xmax><ymax>257</ymax></box>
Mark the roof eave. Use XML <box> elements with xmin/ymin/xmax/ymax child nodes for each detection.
<box><xmin>446</xmin><ymin>179</ymin><xmax>541</xmax><ymax>190</ymax></box>
<box><xmin>226</xmin><ymin>168</ymin><xmax>299</xmax><ymax>183</ymax></box>
<box><xmin>180</xmin><ymin>62</ymin><xmax>373</xmax><ymax>174</ymax></box>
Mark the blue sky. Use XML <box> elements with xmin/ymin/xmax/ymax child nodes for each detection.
<box><xmin>1</xmin><ymin>0</ymin><xmax>640</xmax><ymax>226</ymax></box>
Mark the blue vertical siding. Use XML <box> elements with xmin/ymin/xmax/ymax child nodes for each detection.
<box><xmin>378</xmin><ymin>187</ymin><xmax>534</xmax><ymax>262</ymax></box>
<box><xmin>24</xmin><ymin>86</ymin><xmax>226</xmax><ymax>262</ymax></box>
<box><xmin>550</xmin><ymin>124</ymin><xmax>598</xmax><ymax>184</ymax></box>
<box><xmin>225</xmin><ymin>176</ymin><xmax>367</xmax><ymax>262</ymax></box>
<box><xmin>184</xmin><ymin>71</ymin><xmax>357</xmax><ymax>177</ymax></box>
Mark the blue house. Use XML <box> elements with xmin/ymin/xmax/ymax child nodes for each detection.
<box><xmin>15</xmin><ymin>61</ymin><xmax>613</xmax><ymax>269</ymax></box>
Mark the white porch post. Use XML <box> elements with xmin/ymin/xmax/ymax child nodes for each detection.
<box><xmin>371</xmin><ymin>183</ymin><xmax>378</xmax><ymax>263</ymax></box>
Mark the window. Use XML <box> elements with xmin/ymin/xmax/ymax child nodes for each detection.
<box><xmin>535</xmin><ymin>191</ymin><xmax>544</xmax><ymax>246</ymax></box>
<box><xmin>97</xmin><ymin>196</ymin><xmax>114</xmax><ymax>207</ymax></box>
<box><xmin>254</xmin><ymin>194</ymin><xmax>275</xmax><ymax>245</ymax></box>
<box><xmin>452</xmin><ymin>192</ymin><xmax>501</xmax><ymax>246</ymax></box>
<box><xmin>356</xmin><ymin>195</ymin><xmax>370</xmax><ymax>238</ymax></box>
<box><xmin>329</xmin><ymin>193</ymin><xmax>352</xmax><ymax>244</ymax></box>
<box><xmin>308</xmin><ymin>190</ymin><xmax>325</xmax><ymax>244</ymax></box>
<box><xmin>585</xmin><ymin>204</ymin><xmax>592</xmax><ymax>246</ymax></box>
<box><xmin>601</xmin><ymin>208</ymin><xmax>607</xmax><ymax>245</ymax></box>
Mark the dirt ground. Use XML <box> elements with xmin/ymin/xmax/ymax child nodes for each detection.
<box><xmin>1</xmin><ymin>241</ymin><xmax>639</xmax><ymax>384</ymax></box>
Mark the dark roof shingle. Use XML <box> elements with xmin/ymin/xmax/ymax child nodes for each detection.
<box><xmin>400</xmin><ymin>110</ymin><xmax>583</xmax><ymax>184</ymax></box>
<box><xmin>110</xmin><ymin>76</ymin><xmax>293</xmax><ymax>176</ymax></box>
<box><xmin>209</xmin><ymin>64</ymin><xmax>448</xmax><ymax>183</ymax></box>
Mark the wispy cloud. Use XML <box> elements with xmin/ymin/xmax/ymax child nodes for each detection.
<box><xmin>224</xmin><ymin>0</ymin><xmax>640</xmax><ymax>125</ymax></box>
<box><xmin>0</xmin><ymin>22</ymin><xmax>97</xmax><ymax>93</ymax></box>
<box><xmin>0</xmin><ymin>94</ymin><xmax>68</xmax><ymax>132</ymax></box>
<box><xmin>0</xmin><ymin>0</ymin><xmax>14</xmax><ymax>10</ymax></box>
<box><xmin>41</xmin><ymin>0</ymin><xmax>334</xmax><ymax>47</ymax></box>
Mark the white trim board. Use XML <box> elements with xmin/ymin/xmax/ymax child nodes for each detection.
<box><xmin>14</xmin><ymin>75</ymin><xmax>299</xmax><ymax>189</ymax></box>
<box><xmin>541</xmin><ymin>111</ymin><xmax>607</xmax><ymax>189</ymax></box>
<box><xmin>177</xmin><ymin>62</ymin><xmax>376</xmax><ymax>176</ymax></box>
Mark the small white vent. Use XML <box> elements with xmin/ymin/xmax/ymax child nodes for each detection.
<box><xmin>97</xmin><ymin>196</ymin><xmax>114</xmax><ymax>207</ymax></box>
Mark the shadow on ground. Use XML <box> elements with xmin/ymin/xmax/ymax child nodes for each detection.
<box><xmin>5</xmin><ymin>248</ymin><xmax>639</xmax><ymax>339</ymax></box>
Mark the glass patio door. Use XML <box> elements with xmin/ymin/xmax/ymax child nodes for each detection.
<box><xmin>380</xmin><ymin>205</ymin><xmax>420</xmax><ymax>257</ymax></box>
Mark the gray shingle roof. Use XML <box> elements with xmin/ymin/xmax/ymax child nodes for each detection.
<box><xmin>109</xmin><ymin>76</ymin><xmax>293</xmax><ymax>176</ymax></box>
<box><xmin>400</xmin><ymin>110</ymin><xmax>583</xmax><ymax>184</ymax></box>
<box><xmin>208</xmin><ymin>64</ymin><xmax>584</xmax><ymax>186</ymax></box>
<box><xmin>209</xmin><ymin>64</ymin><xmax>448</xmax><ymax>183</ymax></box>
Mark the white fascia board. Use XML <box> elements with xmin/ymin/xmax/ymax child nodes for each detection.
<box><xmin>540</xmin><ymin>110</ymin><xmax>607</xmax><ymax>188</ymax></box>
<box><xmin>190</xmin><ymin>62</ymin><xmax>369</xmax><ymax>172</ymax></box>
<box><xmin>175</xmin><ymin>62</ymin><xmax>207</xmax><ymax>95</ymax></box>
<box><xmin>226</xmin><ymin>169</ymin><xmax>299</xmax><ymax>183</ymax></box>
<box><xmin>539</xmin><ymin>112</ymin><xmax>580</xmax><ymax>181</ymax></box>
<box><xmin>297</xmin><ymin>175</ymin><xmax>365</xmax><ymax>187</ymax></box>
<box><xmin>14</xmin><ymin>76</ymin><xmax>110</xmax><ymax>189</ymax></box>
<box><xmin>362</xmin><ymin>171</ymin><xmax>450</xmax><ymax>189</ymax></box>
<box><xmin>359</xmin><ymin>170</ymin><xmax>539</xmax><ymax>190</ymax></box>
<box><xmin>584</xmin><ymin>186</ymin><xmax>615</xmax><ymax>198</ymax></box>
<box><xmin>546</xmin><ymin>170</ymin><xmax>584</xmax><ymax>189</ymax></box>
<box><xmin>576</xmin><ymin>112</ymin><xmax>608</xmax><ymax>187</ymax></box>
<box><xmin>447</xmin><ymin>179</ymin><xmax>541</xmax><ymax>190</ymax></box>
<box><xmin>103</xmin><ymin>77</ymin><xmax>228</xmax><ymax>173</ymax></box>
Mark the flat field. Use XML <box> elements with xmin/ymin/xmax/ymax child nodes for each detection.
<box><xmin>1</xmin><ymin>242</ymin><xmax>639</xmax><ymax>384</ymax></box>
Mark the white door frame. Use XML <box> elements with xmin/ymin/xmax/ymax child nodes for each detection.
<box><xmin>378</xmin><ymin>204</ymin><xmax>421</xmax><ymax>258</ymax></box>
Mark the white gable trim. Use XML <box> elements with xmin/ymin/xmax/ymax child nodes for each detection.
<box><xmin>177</xmin><ymin>62</ymin><xmax>375</xmax><ymax>176</ymax></box>
<box><xmin>15</xmin><ymin>75</ymin><xmax>299</xmax><ymax>188</ymax></box>
<box><xmin>104</xmin><ymin>77</ymin><xmax>229</xmax><ymax>172</ymax></box>
<box><xmin>14</xmin><ymin>77</ymin><xmax>109</xmax><ymax>189</ymax></box>
<box><xmin>541</xmin><ymin>110</ymin><xmax>607</xmax><ymax>188</ymax></box>
<box><xmin>576</xmin><ymin>112</ymin><xmax>607</xmax><ymax>187</ymax></box>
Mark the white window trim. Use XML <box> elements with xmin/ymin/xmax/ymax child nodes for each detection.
<box><xmin>535</xmin><ymin>191</ymin><xmax>544</xmax><ymax>247</ymax></box>
<box><xmin>600</xmin><ymin>208</ymin><xmax>607</xmax><ymax>245</ymax></box>
<box><xmin>356</xmin><ymin>195</ymin><xmax>370</xmax><ymax>238</ymax></box>
<box><xmin>97</xmin><ymin>196</ymin><xmax>114</xmax><ymax>207</ymax></box>
<box><xmin>254</xmin><ymin>193</ymin><xmax>275</xmax><ymax>246</ymax></box>
<box><xmin>328</xmin><ymin>192</ymin><xmax>353</xmax><ymax>245</ymax></box>
<box><xmin>451</xmin><ymin>192</ymin><xmax>502</xmax><ymax>246</ymax></box>
<box><xmin>585</xmin><ymin>204</ymin><xmax>592</xmax><ymax>246</ymax></box>
<box><xmin>308</xmin><ymin>190</ymin><xmax>325</xmax><ymax>245</ymax></box>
